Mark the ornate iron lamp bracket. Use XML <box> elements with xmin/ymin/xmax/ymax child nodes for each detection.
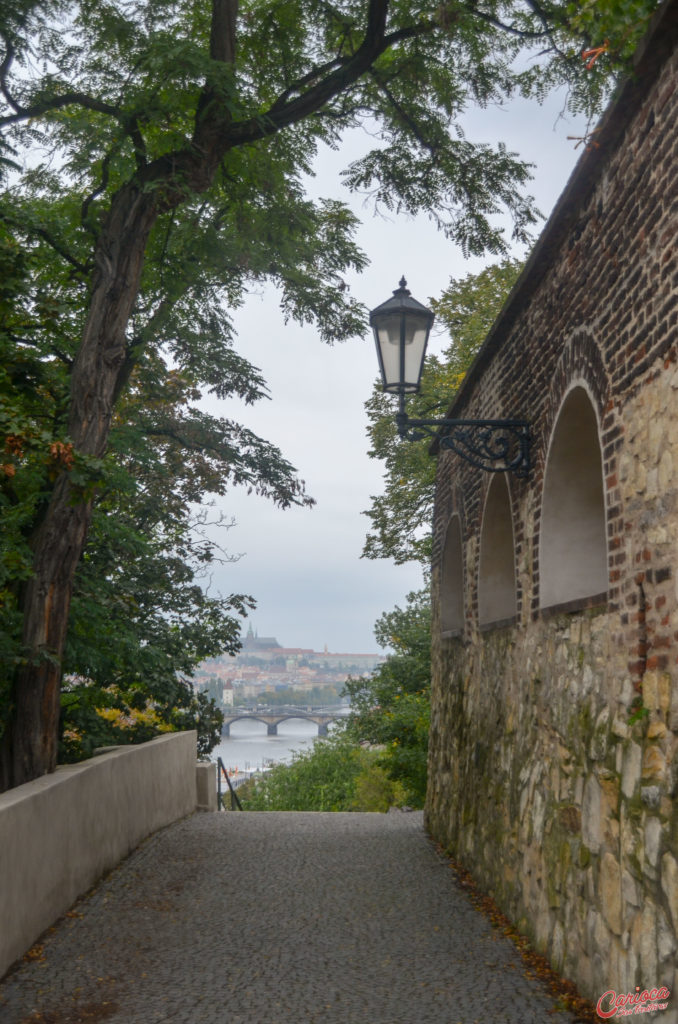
<box><xmin>370</xmin><ymin>279</ymin><xmax>531</xmax><ymax>478</ymax></box>
<box><xmin>395</xmin><ymin>411</ymin><xmax>531</xmax><ymax>478</ymax></box>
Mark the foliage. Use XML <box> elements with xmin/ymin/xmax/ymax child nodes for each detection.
<box><xmin>363</xmin><ymin>258</ymin><xmax>523</xmax><ymax>565</ymax></box>
<box><xmin>57</xmin><ymin>403</ymin><xmax>258</xmax><ymax>757</ymax></box>
<box><xmin>350</xmin><ymin>760</ymin><xmax>407</xmax><ymax>812</ymax></box>
<box><xmin>60</xmin><ymin>677</ymin><xmax>223</xmax><ymax>762</ymax></box>
<box><xmin>566</xmin><ymin>0</ymin><xmax>660</xmax><ymax>64</ymax></box>
<box><xmin>627</xmin><ymin>695</ymin><xmax>650</xmax><ymax>726</ymax></box>
<box><xmin>343</xmin><ymin>589</ymin><xmax>431</xmax><ymax>807</ymax></box>
<box><xmin>237</xmin><ymin>725</ymin><xmax>410</xmax><ymax>812</ymax></box>
<box><xmin>0</xmin><ymin>190</ymin><xmax>315</xmax><ymax>758</ymax></box>
<box><xmin>0</xmin><ymin>214</ymin><xmax>275</xmax><ymax>756</ymax></box>
<box><xmin>239</xmin><ymin>729</ymin><xmax>371</xmax><ymax>811</ymax></box>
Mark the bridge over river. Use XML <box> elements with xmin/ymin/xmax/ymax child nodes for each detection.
<box><xmin>221</xmin><ymin>705</ymin><xmax>342</xmax><ymax>737</ymax></box>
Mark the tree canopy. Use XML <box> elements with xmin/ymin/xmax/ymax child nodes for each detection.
<box><xmin>343</xmin><ymin>588</ymin><xmax>431</xmax><ymax>805</ymax></box>
<box><xmin>0</xmin><ymin>0</ymin><xmax>660</xmax><ymax>788</ymax></box>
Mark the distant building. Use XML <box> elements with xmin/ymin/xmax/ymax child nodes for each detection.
<box><xmin>240</xmin><ymin>625</ymin><xmax>284</xmax><ymax>656</ymax></box>
<box><xmin>192</xmin><ymin>624</ymin><xmax>385</xmax><ymax>696</ymax></box>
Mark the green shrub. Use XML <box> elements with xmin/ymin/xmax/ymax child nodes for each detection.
<box><xmin>240</xmin><ymin>732</ymin><xmax>374</xmax><ymax>811</ymax></box>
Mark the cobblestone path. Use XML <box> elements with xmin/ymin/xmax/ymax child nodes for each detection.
<box><xmin>0</xmin><ymin>811</ymin><xmax>584</xmax><ymax>1024</ymax></box>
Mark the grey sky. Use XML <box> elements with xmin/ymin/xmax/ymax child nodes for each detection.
<box><xmin>202</xmin><ymin>91</ymin><xmax>591</xmax><ymax>654</ymax></box>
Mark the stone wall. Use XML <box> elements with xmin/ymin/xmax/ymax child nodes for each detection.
<box><xmin>425</xmin><ymin>1</ymin><xmax>678</xmax><ymax>1016</ymax></box>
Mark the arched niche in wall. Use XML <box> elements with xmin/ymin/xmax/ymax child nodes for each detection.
<box><xmin>539</xmin><ymin>385</ymin><xmax>608</xmax><ymax>610</ymax></box>
<box><xmin>440</xmin><ymin>514</ymin><xmax>464</xmax><ymax>635</ymax></box>
<box><xmin>478</xmin><ymin>475</ymin><xmax>517</xmax><ymax>628</ymax></box>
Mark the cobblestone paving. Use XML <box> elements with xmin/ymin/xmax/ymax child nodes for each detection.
<box><xmin>0</xmin><ymin>811</ymin><xmax>584</xmax><ymax>1024</ymax></box>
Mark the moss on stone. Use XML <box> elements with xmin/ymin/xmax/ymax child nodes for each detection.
<box><xmin>625</xmin><ymin>790</ymin><xmax>645</xmax><ymax>822</ymax></box>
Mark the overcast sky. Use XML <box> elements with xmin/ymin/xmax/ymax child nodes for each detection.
<box><xmin>200</xmin><ymin>90</ymin><xmax>591</xmax><ymax>655</ymax></box>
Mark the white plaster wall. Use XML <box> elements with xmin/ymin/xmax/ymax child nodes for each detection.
<box><xmin>0</xmin><ymin>731</ymin><xmax>197</xmax><ymax>979</ymax></box>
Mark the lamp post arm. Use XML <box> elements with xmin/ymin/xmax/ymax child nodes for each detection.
<box><xmin>396</xmin><ymin>412</ymin><xmax>531</xmax><ymax>478</ymax></box>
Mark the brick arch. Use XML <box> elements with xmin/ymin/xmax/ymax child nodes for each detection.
<box><xmin>432</xmin><ymin>469</ymin><xmax>460</xmax><ymax>563</ymax></box>
<box><xmin>536</xmin><ymin>332</ymin><xmax>612</xmax><ymax>612</ymax></box>
<box><xmin>440</xmin><ymin>509</ymin><xmax>465</xmax><ymax>636</ymax></box>
<box><xmin>540</xmin><ymin>329</ymin><xmax>609</xmax><ymax>474</ymax></box>
<box><xmin>477</xmin><ymin>472</ymin><xmax>518</xmax><ymax>628</ymax></box>
<box><xmin>530</xmin><ymin>332</ymin><xmax>612</xmax><ymax>611</ymax></box>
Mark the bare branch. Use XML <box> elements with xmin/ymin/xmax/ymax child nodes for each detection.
<box><xmin>519</xmin><ymin>0</ymin><xmax>574</xmax><ymax>60</ymax></box>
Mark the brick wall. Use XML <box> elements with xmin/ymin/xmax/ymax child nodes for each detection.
<box><xmin>426</xmin><ymin>1</ymin><xmax>678</xmax><ymax>1015</ymax></box>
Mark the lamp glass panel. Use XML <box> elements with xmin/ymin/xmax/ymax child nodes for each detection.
<box><xmin>375</xmin><ymin>315</ymin><xmax>403</xmax><ymax>389</ymax></box>
<box><xmin>375</xmin><ymin>312</ymin><xmax>430</xmax><ymax>392</ymax></box>
<box><xmin>402</xmin><ymin>317</ymin><xmax>429</xmax><ymax>390</ymax></box>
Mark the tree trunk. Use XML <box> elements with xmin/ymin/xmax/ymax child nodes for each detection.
<box><xmin>0</xmin><ymin>183</ymin><xmax>159</xmax><ymax>791</ymax></box>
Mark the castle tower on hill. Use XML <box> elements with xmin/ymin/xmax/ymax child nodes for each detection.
<box><xmin>242</xmin><ymin>624</ymin><xmax>282</xmax><ymax>653</ymax></box>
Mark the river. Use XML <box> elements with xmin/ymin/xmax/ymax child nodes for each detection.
<box><xmin>212</xmin><ymin>714</ymin><xmax>344</xmax><ymax>775</ymax></box>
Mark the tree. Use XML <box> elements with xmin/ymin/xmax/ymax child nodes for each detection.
<box><xmin>0</xmin><ymin>205</ymin><xmax>310</xmax><ymax>773</ymax></box>
<box><xmin>239</xmin><ymin>730</ymin><xmax>373</xmax><ymax>811</ymax></box>
<box><xmin>343</xmin><ymin>589</ymin><xmax>431</xmax><ymax>806</ymax></box>
<box><xmin>362</xmin><ymin>257</ymin><xmax>523</xmax><ymax>565</ymax></box>
<box><xmin>0</xmin><ymin>0</ymin><xmax>659</xmax><ymax>789</ymax></box>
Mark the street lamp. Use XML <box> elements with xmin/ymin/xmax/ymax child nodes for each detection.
<box><xmin>370</xmin><ymin>278</ymin><xmax>531</xmax><ymax>477</ymax></box>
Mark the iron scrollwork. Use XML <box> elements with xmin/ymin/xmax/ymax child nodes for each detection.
<box><xmin>396</xmin><ymin>413</ymin><xmax>531</xmax><ymax>478</ymax></box>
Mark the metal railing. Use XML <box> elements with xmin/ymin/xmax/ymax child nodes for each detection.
<box><xmin>216</xmin><ymin>756</ymin><xmax>243</xmax><ymax>811</ymax></box>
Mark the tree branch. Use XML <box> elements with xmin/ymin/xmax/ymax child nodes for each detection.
<box><xmin>368</xmin><ymin>70</ymin><xmax>437</xmax><ymax>156</ymax></box>
<box><xmin>210</xmin><ymin>0</ymin><xmax>238</xmax><ymax>63</ymax></box>
<box><xmin>0</xmin><ymin>37</ymin><xmax>23</xmax><ymax>114</ymax></box>
<box><xmin>31</xmin><ymin>226</ymin><xmax>89</xmax><ymax>275</ymax></box>
<box><xmin>462</xmin><ymin>1</ymin><xmax>551</xmax><ymax>41</ymax></box>
<box><xmin>268</xmin><ymin>54</ymin><xmax>350</xmax><ymax>111</ymax></box>
<box><xmin>0</xmin><ymin>90</ymin><xmax>121</xmax><ymax>128</ymax></box>
<box><xmin>271</xmin><ymin>10</ymin><xmax>437</xmax><ymax>112</ymax></box>
<box><xmin>81</xmin><ymin>148</ymin><xmax>115</xmax><ymax>232</ymax></box>
<box><xmin>226</xmin><ymin>0</ymin><xmax>390</xmax><ymax>144</ymax></box>
<box><xmin>125</xmin><ymin>114</ymin><xmax>148</xmax><ymax>170</ymax></box>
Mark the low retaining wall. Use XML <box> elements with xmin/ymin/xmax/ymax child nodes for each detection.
<box><xmin>0</xmin><ymin>731</ymin><xmax>198</xmax><ymax>979</ymax></box>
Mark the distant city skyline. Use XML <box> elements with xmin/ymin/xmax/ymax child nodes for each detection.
<box><xmin>195</xmin><ymin>618</ymin><xmax>384</xmax><ymax>702</ymax></box>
